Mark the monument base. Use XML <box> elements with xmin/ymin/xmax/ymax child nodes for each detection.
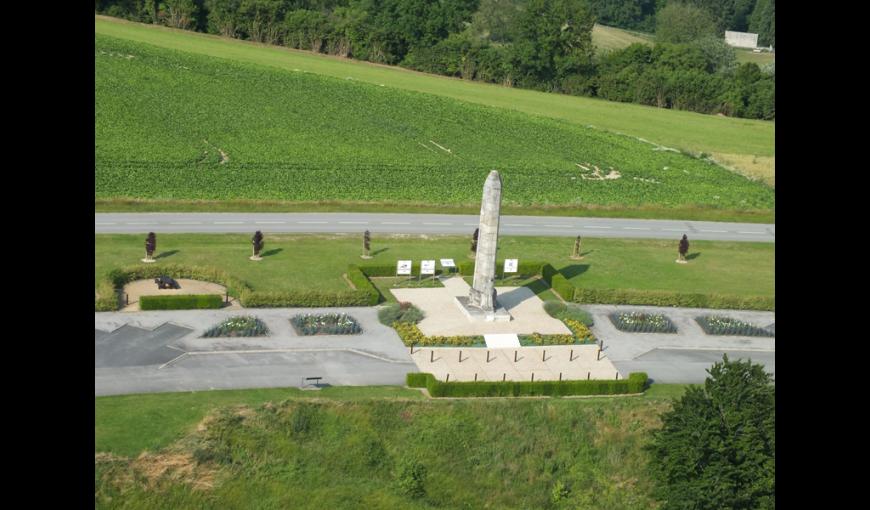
<box><xmin>360</xmin><ymin>255</ymin><xmax>373</xmax><ymax>259</ymax></box>
<box><xmin>675</xmin><ymin>259</ymin><xmax>688</xmax><ymax>264</ymax></box>
<box><xmin>454</xmin><ymin>296</ymin><xmax>512</xmax><ymax>322</ymax></box>
<box><xmin>249</xmin><ymin>256</ymin><xmax>263</xmax><ymax>261</ymax></box>
<box><xmin>141</xmin><ymin>258</ymin><xmax>156</xmax><ymax>263</ymax></box>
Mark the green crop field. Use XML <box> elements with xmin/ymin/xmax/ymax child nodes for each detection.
<box><xmin>95</xmin><ymin>385</ymin><xmax>693</xmax><ymax>509</ymax></box>
<box><xmin>96</xmin><ymin>32</ymin><xmax>773</xmax><ymax>220</ymax></box>
<box><xmin>95</xmin><ymin>234</ymin><xmax>774</xmax><ymax>301</ymax></box>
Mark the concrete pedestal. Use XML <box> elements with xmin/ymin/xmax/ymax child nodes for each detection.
<box><xmin>454</xmin><ymin>296</ymin><xmax>512</xmax><ymax>322</ymax></box>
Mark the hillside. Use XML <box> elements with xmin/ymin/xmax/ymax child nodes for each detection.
<box><xmin>95</xmin><ymin>16</ymin><xmax>774</xmax><ymax>196</ymax></box>
<box><xmin>96</xmin><ymin>33</ymin><xmax>773</xmax><ymax>219</ymax></box>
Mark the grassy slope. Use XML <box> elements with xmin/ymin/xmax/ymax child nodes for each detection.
<box><xmin>95</xmin><ymin>234</ymin><xmax>774</xmax><ymax>298</ymax></box>
<box><xmin>592</xmin><ymin>23</ymin><xmax>654</xmax><ymax>53</ymax></box>
<box><xmin>95</xmin><ymin>17</ymin><xmax>774</xmax><ymax>164</ymax></box>
<box><xmin>96</xmin><ymin>33</ymin><xmax>773</xmax><ymax>220</ymax></box>
<box><xmin>95</xmin><ymin>385</ymin><xmax>693</xmax><ymax>509</ymax></box>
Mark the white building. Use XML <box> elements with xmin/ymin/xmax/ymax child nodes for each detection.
<box><xmin>725</xmin><ymin>31</ymin><xmax>759</xmax><ymax>49</ymax></box>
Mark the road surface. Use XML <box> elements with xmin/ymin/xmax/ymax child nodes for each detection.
<box><xmin>95</xmin><ymin>213</ymin><xmax>774</xmax><ymax>242</ymax></box>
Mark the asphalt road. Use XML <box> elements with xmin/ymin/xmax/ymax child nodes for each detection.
<box><xmin>95</xmin><ymin>213</ymin><xmax>775</xmax><ymax>242</ymax></box>
<box><xmin>613</xmin><ymin>349</ymin><xmax>775</xmax><ymax>384</ymax></box>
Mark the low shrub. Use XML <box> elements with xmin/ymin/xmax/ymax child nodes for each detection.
<box><xmin>346</xmin><ymin>265</ymin><xmax>381</xmax><ymax>305</ymax></box>
<box><xmin>140</xmin><ymin>294</ymin><xmax>224</xmax><ymax>310</ymax></box>
<box><xmin>609</xmin><ymin>312</ymin><xmax>677</xmax><ymax>333</ymax></box>
<box><xmin>695</xmin><ymin>315</ymin><xmax>774</xmax><ymax>337</ymax></box>
<box><xmin>291</xmin><ymin>313</ymin><xmax>362</xmax><ymax>335</ymax></box>
<box><xmin>202</xmin><ymin>316</ymin><xmax>269</xmax><ymax>337</ymax></box>
<box><xmin>393</xmin><ymin>322</ymin><xmax>482</xmax><ymax>347</ymax></box>
<box><xmin>564</xmin><ymin>319</ymin><xmax>595</xmax><ymax>341</ymax></box>
<box><xmin>409</xmin><ymin>372</ymin><xmax>649</xmax><ymax>397</ymax></box>
<box><xmin>406</xmin><ymin>373</ymin><xmax>429</xmax><ymax>388</ymax></box>
<box><xmin>543</xmin><ymin>300</ymin><xmax>566</xmax><ymax>316</ymax></box>
<box><xmin>378</xmin><ymin>302</ymin><xmax>425</xmax><ymax>326</ymax></box>
<box><xmin>550</xmin><ymin>274</ymin><xmax>575</xmax><ymax>300</ymax></box>
<box><xmin>241</xmin><ymin>289</ymin><xmax>373</xmax><ymax>307</ymax></box>
<box><xmin>520</xmin><ymin>332</ymin><xmax>577</xmax><ymax>346</ymax></box>
<box><xmin>573</xmin><ymin>287</ymin><xmax>774</xmax><ymax>311</ymax></box>
<box><xmin>543</xmin><ymin>301</ymin><xmax>594</xmax><ymax>326</ymax></box>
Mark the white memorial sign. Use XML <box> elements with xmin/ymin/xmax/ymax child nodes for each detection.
<box><xmin>440</xmin><ymin>258</ymin><xmax>456</xmax><ymax>268</ymax></box>
<box><xmin>421</xmin><ymin>260</ymin><xmax>436</xmax><ymax>275</ymax></box>
<box><xmin>504</xmin><ymin>258</ymin><xmax>518</xmax><ymax>273</ymax></box>
<box><xmin>396</xmin><ymin>260</ymin><xmax>412</xmax><ymax>275</ymax></box>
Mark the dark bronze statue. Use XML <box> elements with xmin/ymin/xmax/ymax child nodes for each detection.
<box><xmin>678</xmin><ymin>234</ymin><xmax>689</xmax><ymax>263</ymax></box>
<box><xmin>144</xmin><ymin>232</ymin><xmax>157</xmax><ymax>261</ymax></box>
<box><xmin>252</xmin><ymin>231</ymin><xmax>264</xmax><ymax>258</ymax></box>
<box><xmin>154</xmin><ymin>275</ymin><xmax>180</xmax><ymax>289</ymax></box>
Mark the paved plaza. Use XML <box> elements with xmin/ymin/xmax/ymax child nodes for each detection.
<box><xmin>409</xmin><ymin>344</ymin><xmax>618</xmax><ymax>382</ymax></box>
<box><xmin>390</xmin><ymin>276</ymin><xmax>570</xmax><ymax>336</ymax></box>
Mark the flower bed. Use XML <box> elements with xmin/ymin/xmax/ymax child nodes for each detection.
<box><xmin>202</xmin><ymin>316</ymin><xmax>269</xmax><ymax>338</ymax></box>
<box><xmin>609</xmin><ymin>312</ymin><xmax>677</xmax><ymax>333</ymax></box>
<box><xmin>695</xmin><ymin>316</ymin><xmax>774</xmax><ymax>337</ymax></box>
<box><xmin>291</xmin><ymin>313</ymin><xmax>362</xmax><ymax>335</ymax></box>
<box><xmin>393</xmin><ymin>322</ymin><xmax>484</xmax><ymax>347</ymax></box>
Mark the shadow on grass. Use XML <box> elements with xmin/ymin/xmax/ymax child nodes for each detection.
<box><xmin>522</xmin><ymin>278</ymin><xmax>551</xmax><ymax>297</ymax></box>
<box><xmin>686</xmin><ymin>252</ymin><xmax>701</xmax><ymax>260</ymax></box>
<box><xmin>155</xmin><ymin>250</ymin><xmax>179</xmax><ymax>260</ymax></box>
<box><xmin>560</xmin><ymin>264</ymin><xmax>589</xmax><ymax>279</ymax></box>
<box><xmin>261</xmin><ymin>248</ymin><xmax>283</xmax><ymax>257</ymax></box>
<box><xmin>371</xmin><ymin>248</ymin><xmax>389</xmax><ymax>256</ymax></box>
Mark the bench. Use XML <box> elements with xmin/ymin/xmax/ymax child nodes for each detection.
<box><xmin>302</xmin><ymin>376</ymin><xmax>323</xmax><ymax>387</ymax></box>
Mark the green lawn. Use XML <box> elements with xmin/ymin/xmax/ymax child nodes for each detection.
<box><xmin>95</xmin><ymin>384</ymin><xmax>691</xmax><ymax>509</ymax></box>
<box><xmin>95</xmin><ymin>234</ymin><xmax>774</xmax><ymax>299</ymax></box>
<box><xmin>95</xmin><ymin>16</ymin><xmax>774</xmax><ymax>167</ymax></box>
<box><xmin>96</xmin><ymin>31</ymin><xmax>773</xmax><ymax>220</ymax></box>
<box><xmin>592</xmin><ymin>23</ymin><xmax>654</xmax><ymax>53</ymax></box>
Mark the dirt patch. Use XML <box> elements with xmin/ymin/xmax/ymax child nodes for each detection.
<box><xmin>131</xmin><ymin>452</ymin><xmax>216</xmax><ymax>491</ymax></box>
<box><xmin>121</xmin><ymin>278</ymin><xmax>239</xmax><ymax>311</ymax></box>
<box><xmin>576</xmin><ymin>163</ymin><xmax>621</xmax><ymax>180</ymax></box>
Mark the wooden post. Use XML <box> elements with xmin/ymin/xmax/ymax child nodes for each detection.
<box><xmin>474</xmin><ymin>373</ymin><xmax>478</xmax><ymax>382</ymax></box>
<box><xmin>559</xmin><ymin>372</ymin><xmax>562</xmax><ymax>381</ymax></box>
<box><xmin>597</xmin><ymin>349</ymin><xmax>601</xmax><ymax>361</ymax></box>
<box><xmin>514</xmin><ymin>350</ymin><xmax>518</xmax><ymax>362</ymax></box>
<box><xmin>587</xmin><ymin>372</ymin><xmax>590</xmax><ymax>380</ymax></box>
<box><xmin>430</xmin><ymin>350</ymin><xmax>434</xmax><ymax>363</ymax></box>
<box><xmin>542</xmin><ymin>349</ymin><xmax>546</xmax><ymax>362</ymax></box>
<box><xmin>125</xmin><ymin>293</ymin><xmax>129</xmax><ymax>305</ymax></box>
<box><xmin>531</xmin><ymin>372</ymin><xmax>534</xmax><ymax>382</ymax></box>
<box><xmin>616</xmin><ymin>372</ymin><xmax>619</xmax><ymax>380</ymax></box>
<box><xmin>459</xmin><ymin>350</ymin><xmax>462</xmax><ymax>362</ymax></box>
<box><xmin>486</xmin><ymin>351</ymin><xmax>491</xmax><ymax>363</ymax></box>
<box><xmin>569</xmin><ymin>349</ymin><xmax>573</xmax><ymax>361</ymax></box>
<box><xmin>446</xmin><ymin>373</ymin><xmax>450</xmax><ymax>382</ymax></box>
<box><xmin>503</xmin><ymin>373</ymin><xmax>506</xmax><ymax>381</ymax></box>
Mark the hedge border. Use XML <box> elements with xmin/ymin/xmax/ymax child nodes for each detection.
<box><xmin>140</xmin><ymin>294</ymin><xmax>223</xmax><ymax>310</ymax></box>
<box><xmin>406</xmin><ymin>372</ymin><xmax>648</xmax><ymax>397</ymax></box>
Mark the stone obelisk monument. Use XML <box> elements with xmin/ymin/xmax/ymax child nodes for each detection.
<box><xmin>456</xmin><ymin>170</ymin><xmax>511</xmax><ymax>321</ymax></box>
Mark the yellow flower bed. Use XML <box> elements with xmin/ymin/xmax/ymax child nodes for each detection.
<box><xmin>392</xmin><ymin>322</ymin><xmax>480</xmax><ymax>347</ymax></box>
<box><xmin>564</xmin><ymin>319</ymin><xmax>596</xmax><ymax>342</ymax></box>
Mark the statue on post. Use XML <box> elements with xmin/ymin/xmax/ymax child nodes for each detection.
<box><xmin>677</xmin><ymin>234</ymin><xmax>689</xmax><ymax>264</ymax></box>
<box><xmin>142</xmin><ymin>232</ymin><xmax>157</xmax><ymax>263</ymax></box>
<box><xmin>570</xmin><ymin>235</ymin><xmax>583</xmax><ymax>260</ymax></box>
<box><xmin>361</xmin><ymin>230</ymin><xmax>372</xmax><ymax>259</ymax></box>
<box><xmin>250</xmin><ymin>231</ymin><xmax>264</xmax><ymax>261</ymax></box>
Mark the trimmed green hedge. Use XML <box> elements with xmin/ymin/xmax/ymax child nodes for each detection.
<box><xmin>96</xmin><ymin>264</ymin><xmax>250</xmax><ymax>312</ymax></box>
<box><xmin>572</xmin><ymin>287</ymin><xmax>774</xmax><ymax>311</ymax></box>
<box><xmin>140</xmin><ymin>294</ymin><xmax>224</xmax><ymax>310</ymax></box>
<box><xmin>550</xmin><ymin>274</ymin><xmax>574</xmax><ymax>301</ymax></box>
<box><xmin>240</xmin><ymin>289</ymin><xmax>374</xmax><ymax>307</ymax></box>
<box><xmin>407</xmin><ymin>372</ymin><xmax>648</xmax><ymax>397</ymax></box>
<box><xmin>345</xmin><ymin>265</ymin><xmax>381</xmax><ymax>305</ymax></box>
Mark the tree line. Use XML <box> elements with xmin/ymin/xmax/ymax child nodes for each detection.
<box><xmin>95</xmin><ymin>0</ymin><xmax>773</xmax><ymax>120</ymax></box>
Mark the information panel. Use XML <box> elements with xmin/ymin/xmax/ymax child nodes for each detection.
<box><xmin>440</xmin><ymin>258</ymin><xmax>456</xmax><ymax>268</ymax></box>
<box><xmin>396</xmin><ymin>260</ymin><xmax>412</xmax><ymax>275</ymax></box>
<box><xmin>504</xmin><ymin>259</ymin><xmax>518</xmax><ymax>273</ymax></box>
<box><xmin>421</xmin><ymin>260</ymin><xmax>436</xmax><ymax>275</ymax></box>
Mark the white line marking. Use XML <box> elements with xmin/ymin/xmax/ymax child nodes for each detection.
<box><xmin>423</xmin><ymin>222</ymin><xmax>452</xmax><ymax>225</ymax></box>
<box><xmin>737</xmin><ymin>231</ymin><xmax>765</xmax><ymax>234</ymax></box>
<box><xmin>339</xmin><ymin>221</ymin><xmax>368</xmax><ymax>224</ymax></box>
<box><xmin>170</xmin><ymin>222</ymin><xmax>203</xmax><ymax>225</ymax></box>
<box><xmin>584</xmin><ymin>226</ymin><xmax>612</xmax><ymax>229</ymax></box>
<box><xmin>95</xmin><ymin>222</ymin><xmax>117</xmax><ymax>225</ymax></box>
<box><xmin>506</xmin><ymin>223</ymin><xmax>533</xmax><ymax>227</ymax></box>
<box><xmin>255</xmin><ymin>221</ymin><xmax>285</xmax><ymax>224</ymax></box>
<box><xmin>663</xmin><ymin>228</ymin><xmax>684</xmax><ymax>232</ymax></box>
<box><xmin>381</xmin><ymin>222</ymin><xmax>411</xmax><ymax>225</ymax></box>
<box><xmin>463</xmin><ymin>223</ymin><xmax>478</xmax><ymax>226</ymax></box>
<box><xmin>297</xmin><ymin>221</ymin><xmax>328</xmax><ymax>224</ymax></box>
<box><xmin>544</xmin><ymin>224</ymin><xmax>571</xmax><ymax>228</ymax></box>
<box><xmin>623</xmin><ymin>227</ymin><xmax>650</xmax><ymax>230</ymax></box>
<box><xmin>214</xmin><ymin>221</ymin><xmax>244</xmax><ymax>224</ymax></box>
<box><xmin>700</xmin><ymin>229</ymin><xmax>727</xmax><ymax>233</ymax></box>
<box><xmin>127</xmin><ymin>222</ymin><xmax>155</xmax><ymax>225</ymax></box>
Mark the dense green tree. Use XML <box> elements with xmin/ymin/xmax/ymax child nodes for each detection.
<box><xmin>749</xmin><ymin>0</ymin><xmax>774</xmax><ymax>47</ymax></box>
<box><xmin>587</xmin><ymin>0</ymin><xmax>657</xmax><ymax>32</ymax></box>
<box><xmin>655</xmin><ymin>2</ymin><xmax>717</xmax><ymax>44</ymax></box>
<box><xmin>165</xmin><ymin>0</ymin><xmax>201</xmax><ymax>29</ymax></box>
<box><xmin>205</xmin><ymin>0</ymin><xmax>243</xmax><ymax>37</ymax></box>
<box><xmin>647</xmin><ymin>355</ymin><xmax>775</xmax><ymax>509</ymax></box>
